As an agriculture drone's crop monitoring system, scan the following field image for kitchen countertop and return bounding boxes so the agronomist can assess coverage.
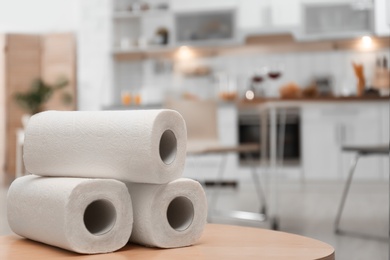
[104,96,389,110]
[239,95,389,105]
[236,96,389,114]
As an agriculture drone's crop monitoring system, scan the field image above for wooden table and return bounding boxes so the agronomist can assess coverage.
[0,224,334,260]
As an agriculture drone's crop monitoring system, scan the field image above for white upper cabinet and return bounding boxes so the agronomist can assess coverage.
[374,0,390,36]
[302,0,380,40]
[171,0,237,11]
[171,0,296,34]
[236,0,271,30]
[269,0,347,28]
[270,0,301,27]
[112,0,389,42]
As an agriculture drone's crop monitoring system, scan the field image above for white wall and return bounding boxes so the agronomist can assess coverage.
[77,0,114,111]
[0,0,79,33]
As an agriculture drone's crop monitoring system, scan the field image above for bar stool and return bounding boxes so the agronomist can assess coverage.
[165,99,268,223]
[334,144,389,236]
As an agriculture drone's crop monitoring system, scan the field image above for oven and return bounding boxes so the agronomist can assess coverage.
[238,108,301,165]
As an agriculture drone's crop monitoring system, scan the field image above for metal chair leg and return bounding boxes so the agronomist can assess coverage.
[246,152,267,215]
[209,152,268,223]
[209,154,228,214]
[334,153,360,234]
[273,108,286,229]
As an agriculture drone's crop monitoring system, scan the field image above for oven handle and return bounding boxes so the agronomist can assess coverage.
[239,119,300,126]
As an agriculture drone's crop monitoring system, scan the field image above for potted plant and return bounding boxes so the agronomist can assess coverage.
[14,77,73,127]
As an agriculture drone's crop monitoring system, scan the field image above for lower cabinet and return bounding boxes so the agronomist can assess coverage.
[302,102,389,180]
[184,101,389,182]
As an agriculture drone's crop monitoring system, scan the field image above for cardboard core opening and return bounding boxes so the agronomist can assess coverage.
[167,196,194,231]
[84,199,116,236]
[159,130,177,165]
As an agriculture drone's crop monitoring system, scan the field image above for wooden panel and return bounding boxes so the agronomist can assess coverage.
[6,68,40,118]
[6,52,42,67]
[3,33,78,177]
[4,34,41,177]
[246,33,295,45]
[41,33,77,111]
[0,34,77,177]
[5,125,17,178]
[6,34,41,52]
[0,35,6,173]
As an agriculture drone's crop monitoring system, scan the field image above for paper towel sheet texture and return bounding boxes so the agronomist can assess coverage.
[7,175,133,254]
[23,110,187,184]
[127,178,207,248]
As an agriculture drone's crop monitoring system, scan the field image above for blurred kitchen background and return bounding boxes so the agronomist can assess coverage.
[0,0,389,259]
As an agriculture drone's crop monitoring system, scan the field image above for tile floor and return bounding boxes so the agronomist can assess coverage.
[1,173,388,259]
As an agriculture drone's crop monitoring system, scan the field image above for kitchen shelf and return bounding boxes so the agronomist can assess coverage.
[112,10,172,19]
[112,45,176,60]
[103,103,163,110]
[112,34,390,60]
[112,43,233,60]
[113,45,175,53]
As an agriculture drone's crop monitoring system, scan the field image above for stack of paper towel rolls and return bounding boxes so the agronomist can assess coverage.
[7,110,207,254]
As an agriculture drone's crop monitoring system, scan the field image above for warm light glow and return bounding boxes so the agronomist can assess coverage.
[245,90,254,100]
[176,46,194,60]
[361,36,372,49]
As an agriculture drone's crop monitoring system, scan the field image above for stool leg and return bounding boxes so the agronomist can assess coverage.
[334,153,360,234]
[210,154,228,214]
[247,153,267,215]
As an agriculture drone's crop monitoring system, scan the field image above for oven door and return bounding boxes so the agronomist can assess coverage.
[238,109,301,166]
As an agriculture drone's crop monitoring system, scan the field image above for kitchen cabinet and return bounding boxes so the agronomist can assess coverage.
[374,0,390,36]
[270,0,301,27]
[339,118,382,179]
[171,0,236,11]
[302,120,341,179]
[380,103,390,179]
[270,0,375,39]
[302,102,387,180]
[269,0,345,28]
[236,0,273,30]
[112,5,174,51]
[180,100,389,182]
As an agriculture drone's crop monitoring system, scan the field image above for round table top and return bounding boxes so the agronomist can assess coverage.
[0,224,334,260]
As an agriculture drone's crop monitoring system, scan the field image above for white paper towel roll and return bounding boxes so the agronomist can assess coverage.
[7,175,133,254]
[23,110,187,184]
[126,178,207,248]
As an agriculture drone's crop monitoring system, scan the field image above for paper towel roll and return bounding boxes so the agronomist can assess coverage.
[7,175,133,254]
[23,110,187,184]
[126,178,207,248]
